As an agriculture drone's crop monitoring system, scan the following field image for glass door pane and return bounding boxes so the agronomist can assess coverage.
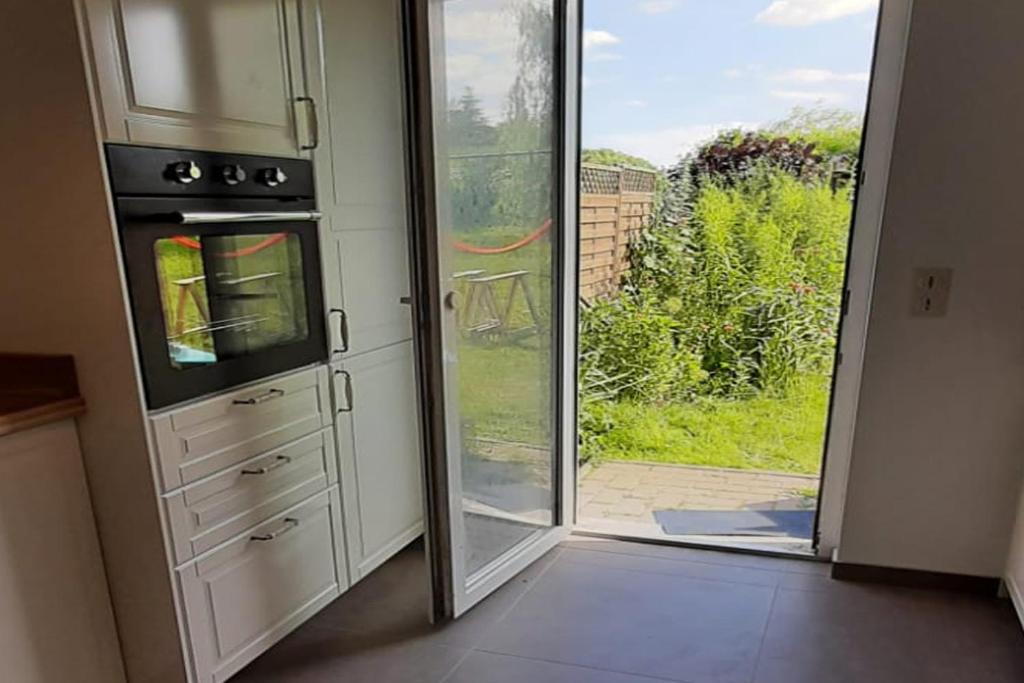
[442,0,557,580]
[407,0,580,618]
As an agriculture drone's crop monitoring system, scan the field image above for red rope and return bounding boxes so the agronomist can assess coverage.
[171,217,552,258]
[170,233,288,258]
[452,219,551,255]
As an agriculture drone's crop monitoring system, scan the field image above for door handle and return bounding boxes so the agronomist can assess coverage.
[232,388,285,406]
[249,517,299,542]
[296,96,319,150]
[335,370,353,413]
[330,308,350,353]
[241,454,292,475]
[173,211,321,224]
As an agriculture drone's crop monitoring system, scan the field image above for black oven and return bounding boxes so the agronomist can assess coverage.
[107,144,327,409]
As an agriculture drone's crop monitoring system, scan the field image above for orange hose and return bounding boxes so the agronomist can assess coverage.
[452,219,551,254]
[170,217,553,258]
[170,233,288,258]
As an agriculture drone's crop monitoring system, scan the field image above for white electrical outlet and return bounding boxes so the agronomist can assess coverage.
[911,267,952,317]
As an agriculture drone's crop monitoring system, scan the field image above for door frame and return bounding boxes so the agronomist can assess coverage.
[400,0,582,620]
[815,0,914,558]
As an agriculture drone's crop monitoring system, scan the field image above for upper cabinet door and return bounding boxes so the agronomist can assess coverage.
[82,0,314,156]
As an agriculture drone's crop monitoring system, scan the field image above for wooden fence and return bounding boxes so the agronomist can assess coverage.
[579,163,657,301]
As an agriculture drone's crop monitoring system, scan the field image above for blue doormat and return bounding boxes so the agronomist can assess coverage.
[653,509,814,538]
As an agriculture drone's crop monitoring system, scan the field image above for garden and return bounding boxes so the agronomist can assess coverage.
[579,108,863,477]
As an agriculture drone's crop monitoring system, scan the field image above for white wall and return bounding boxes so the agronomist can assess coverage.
[0,2,187,680]
[1006,481,1024,620]
[837,0,1024,577]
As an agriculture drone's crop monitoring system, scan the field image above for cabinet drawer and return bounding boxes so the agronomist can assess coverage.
[164,429,337,565]
[151,367,331,491]
[178,487,346,683]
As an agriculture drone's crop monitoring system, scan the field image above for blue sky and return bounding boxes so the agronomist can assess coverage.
[582,0,880,166]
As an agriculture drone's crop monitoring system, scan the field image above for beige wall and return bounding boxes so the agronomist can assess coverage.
[838,0,1024,577]
[1007,482,1024,612]
[0,2,187,680]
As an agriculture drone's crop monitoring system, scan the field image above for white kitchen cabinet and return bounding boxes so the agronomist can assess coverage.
[307,0,415,356]
[177,487,347,683]
[324,229,414,357]
[0,419,125,683]
[332,342,424,581]
[81,0,315,156]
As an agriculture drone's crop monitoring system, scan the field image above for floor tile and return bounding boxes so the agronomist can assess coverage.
[559,546,783,588]
[310,540,562,649]
[479,554,777,683]
[753,584,1024,683]
[445,651,676,683]
[563,535,828,576]
[233,623,468,683]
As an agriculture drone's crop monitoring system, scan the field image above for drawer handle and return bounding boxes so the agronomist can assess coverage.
[250,517,299,542]
[241,455,292,476]
[335,370,353,413]
[232,388,285,406]
[330,308,350,354]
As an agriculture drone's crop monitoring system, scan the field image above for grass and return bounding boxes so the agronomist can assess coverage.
[591,373,830,475]
[459,340,551,446]
[452,224,555,447]
[448,225,830,478]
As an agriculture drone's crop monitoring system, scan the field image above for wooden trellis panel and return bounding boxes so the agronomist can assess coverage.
[578,164,657,301]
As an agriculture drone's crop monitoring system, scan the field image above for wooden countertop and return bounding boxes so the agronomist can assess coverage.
[0,354,85,437]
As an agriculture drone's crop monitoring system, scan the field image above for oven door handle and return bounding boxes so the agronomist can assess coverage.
[172,210,322,224]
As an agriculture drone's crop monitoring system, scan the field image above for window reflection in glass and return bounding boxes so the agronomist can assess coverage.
[437,0,558,577]
[153,233,309,369]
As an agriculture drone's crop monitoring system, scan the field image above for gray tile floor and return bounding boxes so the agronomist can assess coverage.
[233,536,1024,683]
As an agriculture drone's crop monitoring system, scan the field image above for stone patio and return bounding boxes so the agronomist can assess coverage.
[578,460,820,549]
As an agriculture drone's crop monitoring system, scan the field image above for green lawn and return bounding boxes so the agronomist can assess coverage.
[591,373,830,475]
[448,225,830,477]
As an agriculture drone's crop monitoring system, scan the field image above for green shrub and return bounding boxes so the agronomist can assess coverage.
[618,166,850,398]
[579,292,705,403]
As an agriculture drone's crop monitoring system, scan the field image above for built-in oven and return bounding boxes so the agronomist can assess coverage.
[107,144,327,409]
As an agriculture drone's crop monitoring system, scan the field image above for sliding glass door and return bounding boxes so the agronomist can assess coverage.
[404,0,580,618]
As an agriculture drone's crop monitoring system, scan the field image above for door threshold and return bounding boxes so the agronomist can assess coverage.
[571,527,825,563]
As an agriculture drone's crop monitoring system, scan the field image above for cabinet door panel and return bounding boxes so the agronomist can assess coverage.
[333,342,423,580]
[83,0,307,155]
[309,0,413,358]
[177,488,345,683]
[326,230,413,357]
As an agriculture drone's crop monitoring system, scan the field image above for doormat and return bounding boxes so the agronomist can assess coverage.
[653,509,814,538]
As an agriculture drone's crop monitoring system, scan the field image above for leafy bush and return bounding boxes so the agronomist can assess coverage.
[765,107,863,158]
[686,131,824,188]
[579,112,861,460]
[579,293,705,403]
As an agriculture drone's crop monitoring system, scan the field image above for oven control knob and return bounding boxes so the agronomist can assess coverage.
[259,167,288,187]
[171,161,202,184]
[220,164,247,186]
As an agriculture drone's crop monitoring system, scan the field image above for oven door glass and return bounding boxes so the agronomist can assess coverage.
[153,232,310,369]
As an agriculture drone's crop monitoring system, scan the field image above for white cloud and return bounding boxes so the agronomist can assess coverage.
[624,99,648,108]
[583,29,623,63]
[769,89,849,105]
[583,29,621,49]
[638,1,677,14]
[772,68,869,84]
[724,68,744,79]
[593,121,757,167]
[756,0,878,27]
